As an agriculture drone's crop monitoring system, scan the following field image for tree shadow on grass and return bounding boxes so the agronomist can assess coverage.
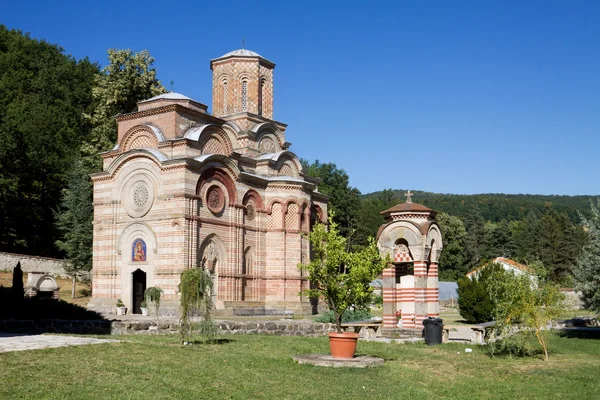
[188,338,234,345]
[557,328,600,340]
[0,286,109,335]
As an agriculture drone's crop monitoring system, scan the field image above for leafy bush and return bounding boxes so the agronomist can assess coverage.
[314,309,373,323]
[457,263,504,323]
[488,333,538,358]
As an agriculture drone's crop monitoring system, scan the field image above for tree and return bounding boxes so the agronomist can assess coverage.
[574,199,600,313]
[437,212,468,280]
[81,48,166,170]
[356,189,398,247]
[457,263,503,323]
[55,160,93,298]
[487,266,565,361]
[179,268,216,344]
[301,159,362,245]
[299,215,387,333]
[144,286,163,322]
[0,26,98,256]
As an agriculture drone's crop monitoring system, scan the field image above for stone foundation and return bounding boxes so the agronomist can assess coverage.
[0,319,338,337]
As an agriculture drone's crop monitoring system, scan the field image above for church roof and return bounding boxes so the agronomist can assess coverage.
[211,49,275,67]
[219,49,263,58]
[380,201,438,220]
[381,202,433,214]
[139,92,194,103]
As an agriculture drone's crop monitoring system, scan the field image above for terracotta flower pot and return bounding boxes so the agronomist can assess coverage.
[328,332,359,359]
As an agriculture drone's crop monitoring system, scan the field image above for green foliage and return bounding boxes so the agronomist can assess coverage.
[313,309,373,324]
[116,299,124,307]
[55,159,93,297]
[179,268,216,344]
[141,300,148,309]
[357,188,587,281]
[574,199,600,314]
[0,26,98,256]
[457,263,503,323]
[299,214,387,333]
[144,286,163,320]
[301,159,362,244]
[82,48,166,170]
[486,267,565,361]
[437,212,468,280]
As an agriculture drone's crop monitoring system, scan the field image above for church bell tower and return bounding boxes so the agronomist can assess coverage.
[210,49,275,119]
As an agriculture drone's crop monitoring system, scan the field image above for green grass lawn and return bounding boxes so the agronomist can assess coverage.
[1,333,598,399]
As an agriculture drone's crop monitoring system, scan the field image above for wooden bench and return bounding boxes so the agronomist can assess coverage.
[471,321,496,344]
[340,321,382,339]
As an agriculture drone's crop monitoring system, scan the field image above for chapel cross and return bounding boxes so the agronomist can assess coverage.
[405,190,413,203]
[170,80,174,92]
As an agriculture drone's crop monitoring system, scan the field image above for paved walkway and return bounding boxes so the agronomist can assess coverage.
[0,333,118,353]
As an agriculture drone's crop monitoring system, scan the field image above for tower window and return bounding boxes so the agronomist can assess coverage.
[223,81,228,114]
[241,80,248,112]
[258,78,265,116]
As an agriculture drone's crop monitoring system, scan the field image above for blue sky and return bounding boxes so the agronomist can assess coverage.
[3,1,599,195]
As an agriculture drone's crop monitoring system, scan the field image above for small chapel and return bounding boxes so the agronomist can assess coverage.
[88,49,328,316]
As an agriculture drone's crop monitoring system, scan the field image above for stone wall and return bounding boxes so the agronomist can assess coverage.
[0,252,73,279]
[0,318,337,336]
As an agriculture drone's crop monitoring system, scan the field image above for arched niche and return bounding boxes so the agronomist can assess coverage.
[426,224,444,263]
[117,222,158,310]
[198,234,227,308]
[377,222,424,261]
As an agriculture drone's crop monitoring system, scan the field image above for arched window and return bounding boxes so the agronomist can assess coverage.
[258,78,266,116]
[241,80,248,112]
[223,81,228,114]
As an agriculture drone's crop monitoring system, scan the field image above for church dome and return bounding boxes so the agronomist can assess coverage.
[219,49,263,58]
[137,92,207,113]
[211,49,274,66]
[140,92,193,102]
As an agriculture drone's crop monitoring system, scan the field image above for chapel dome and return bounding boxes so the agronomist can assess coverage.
[137,92,207,113]
[219,49,263,58]
[140,92,193,102]
[211,49,275,67]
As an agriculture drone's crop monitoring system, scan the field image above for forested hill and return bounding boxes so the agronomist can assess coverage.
[363,190,597,224]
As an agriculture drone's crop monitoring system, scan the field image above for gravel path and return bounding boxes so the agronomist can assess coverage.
[0,333,118,353]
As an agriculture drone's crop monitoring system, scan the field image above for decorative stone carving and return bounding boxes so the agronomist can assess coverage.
[246,203,256,220]
[206,185,225,214]
[259,137,276,153]
[124,179,154,218]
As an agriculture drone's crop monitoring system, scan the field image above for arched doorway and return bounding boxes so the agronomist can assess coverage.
[132,269,146,314]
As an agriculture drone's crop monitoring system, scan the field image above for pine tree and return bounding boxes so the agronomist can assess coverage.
[55,160,93,298]
[573,199,600,313]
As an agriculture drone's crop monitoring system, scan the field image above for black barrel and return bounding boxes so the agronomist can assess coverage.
[422,317,443,345]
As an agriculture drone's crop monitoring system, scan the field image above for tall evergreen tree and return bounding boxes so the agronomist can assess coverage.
[573,200,600,313]
[55,160,93,298]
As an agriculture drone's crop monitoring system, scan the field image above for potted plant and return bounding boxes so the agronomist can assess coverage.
[141,300,149,316]
[116,299,127,315]
[299,215,387,359]
[144,286,163,321]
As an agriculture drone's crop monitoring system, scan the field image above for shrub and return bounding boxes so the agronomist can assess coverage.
[314,309,373,323]
[457,263,504,323]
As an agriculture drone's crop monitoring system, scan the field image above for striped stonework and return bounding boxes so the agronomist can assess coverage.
[88,49,327,316]
[377,200,443,332]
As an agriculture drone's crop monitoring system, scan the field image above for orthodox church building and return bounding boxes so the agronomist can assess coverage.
[88,49,328,316]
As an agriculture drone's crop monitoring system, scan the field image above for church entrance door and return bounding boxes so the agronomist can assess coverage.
[132,269,146,314]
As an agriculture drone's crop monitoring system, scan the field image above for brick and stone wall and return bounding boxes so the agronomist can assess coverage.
[0,318,338,337]
[0,252,73,279]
